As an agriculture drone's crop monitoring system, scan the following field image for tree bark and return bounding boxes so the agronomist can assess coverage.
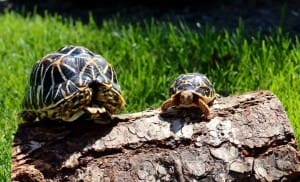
[12,90,300,181]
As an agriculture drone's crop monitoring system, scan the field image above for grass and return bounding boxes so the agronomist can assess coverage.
[0,10,299,180]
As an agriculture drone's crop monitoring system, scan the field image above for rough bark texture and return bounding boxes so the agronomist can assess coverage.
[12,90,300,181]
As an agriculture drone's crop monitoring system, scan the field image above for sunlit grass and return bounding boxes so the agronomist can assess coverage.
[0,10,299,180]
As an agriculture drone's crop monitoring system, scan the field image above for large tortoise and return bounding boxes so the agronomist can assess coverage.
[20,45,125,123]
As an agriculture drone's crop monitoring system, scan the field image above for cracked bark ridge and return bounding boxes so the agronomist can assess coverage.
[12,90,300,181]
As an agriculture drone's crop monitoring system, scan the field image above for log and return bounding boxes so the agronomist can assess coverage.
[12,90,300,181]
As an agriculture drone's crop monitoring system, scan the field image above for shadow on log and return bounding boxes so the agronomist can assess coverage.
[12,90,300,181]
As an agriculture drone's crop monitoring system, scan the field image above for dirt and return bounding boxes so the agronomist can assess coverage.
[2,0,300,36]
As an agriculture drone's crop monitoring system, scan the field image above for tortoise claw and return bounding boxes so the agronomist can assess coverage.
[84,106,112,123]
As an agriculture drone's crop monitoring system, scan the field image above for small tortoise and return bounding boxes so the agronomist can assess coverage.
[161,73,216,117]
[20,45,125,123]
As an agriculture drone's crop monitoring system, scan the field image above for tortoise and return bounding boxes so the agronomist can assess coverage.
[161,73,216,117]
[20,45,125,123]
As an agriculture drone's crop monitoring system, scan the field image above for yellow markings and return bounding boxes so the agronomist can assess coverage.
[45,87,52,104]
[28,87,33,108]
[66,46,77,56]
[40,59,53,88]
[91,63,95,79]
[78,59,94,85]
[63,63,76,73]
[33,63,40,86]
[35,85,42,107]
[50,64,55,86]
[57,66,67,82]
[54,84,62,100]
[85,107,106,114]
[92,59,107,81]
[102,63,109,74]
[51,58,62,67]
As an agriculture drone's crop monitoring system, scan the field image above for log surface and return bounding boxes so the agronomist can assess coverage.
[12,90,300,181]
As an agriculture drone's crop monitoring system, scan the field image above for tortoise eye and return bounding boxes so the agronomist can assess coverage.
[204,88,211,96]
[198,87,210,96]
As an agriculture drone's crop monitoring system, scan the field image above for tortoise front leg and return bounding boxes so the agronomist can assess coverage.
[84,106,112,124]
[161,97,176,112]
[197,98,210,117]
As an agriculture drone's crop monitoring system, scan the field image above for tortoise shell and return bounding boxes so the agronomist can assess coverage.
[20,45,125,122]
